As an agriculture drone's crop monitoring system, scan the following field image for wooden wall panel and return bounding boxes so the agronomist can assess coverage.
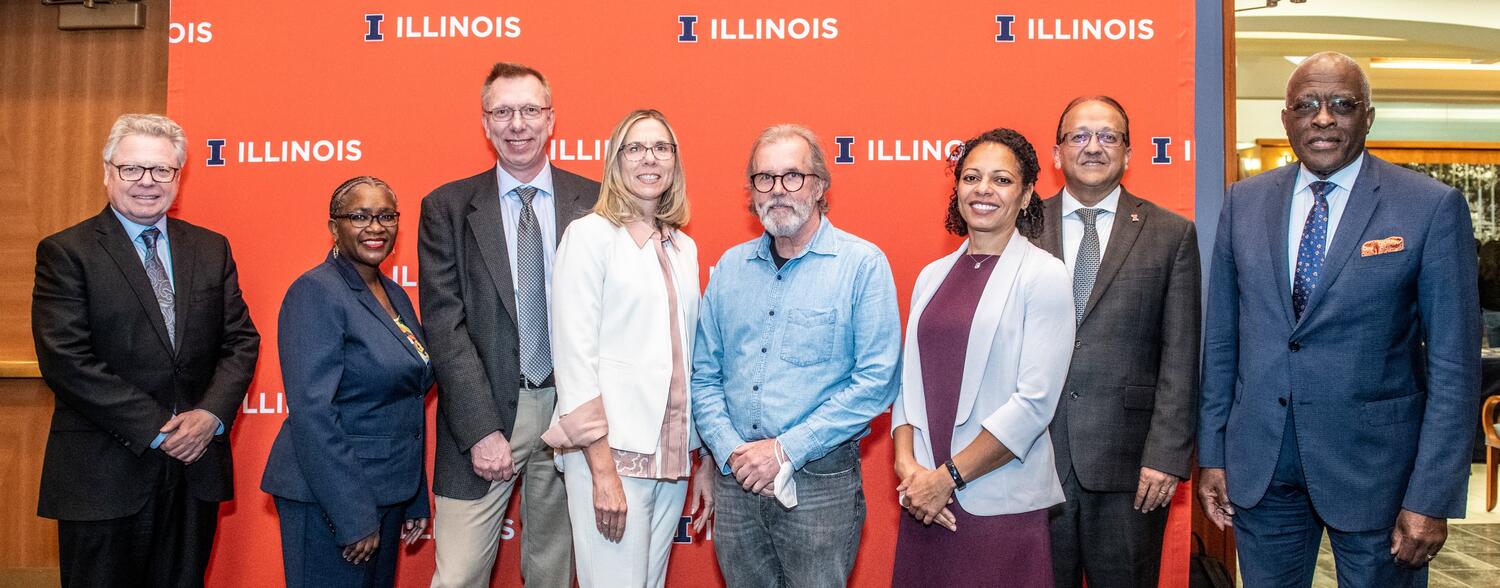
[0,0,169,377]
[0,379,59,569]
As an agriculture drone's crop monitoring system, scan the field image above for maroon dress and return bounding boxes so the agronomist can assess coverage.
[890,256,1054,588]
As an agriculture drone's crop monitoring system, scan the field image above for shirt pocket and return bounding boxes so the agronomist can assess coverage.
[779,308,836,367]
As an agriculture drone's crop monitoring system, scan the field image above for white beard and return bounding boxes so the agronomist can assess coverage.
[757,197,814,237]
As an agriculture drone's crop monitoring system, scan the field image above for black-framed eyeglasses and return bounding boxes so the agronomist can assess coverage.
[110,162,179,183]
[331,212,400,228]
[750,171,820,193]
[1286,96,1366,117]
[1061,130,1125,148]
[483,105,552,122]
[619,142,677,162]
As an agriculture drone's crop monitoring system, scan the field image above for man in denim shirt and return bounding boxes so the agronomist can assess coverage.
[692,124,902,587]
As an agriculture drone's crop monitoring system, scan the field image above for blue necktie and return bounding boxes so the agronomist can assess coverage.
[1292,181,1335,320]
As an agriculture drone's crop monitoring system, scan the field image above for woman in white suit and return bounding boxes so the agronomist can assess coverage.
[890,128,1076,587]
[543,109,716,588]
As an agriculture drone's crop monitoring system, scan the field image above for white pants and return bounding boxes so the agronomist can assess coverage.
[559,451,688,588]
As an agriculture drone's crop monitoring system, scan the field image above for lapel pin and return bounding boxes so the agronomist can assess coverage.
[1130,213,1140,223]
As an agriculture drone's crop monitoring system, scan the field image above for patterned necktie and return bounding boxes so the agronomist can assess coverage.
[514,185,551,384]
[140,228,176,348]
[1072,208,1102,324]
[1292,181,1335,320]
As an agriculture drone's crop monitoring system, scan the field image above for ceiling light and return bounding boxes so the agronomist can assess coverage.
[1370,58,1500,71]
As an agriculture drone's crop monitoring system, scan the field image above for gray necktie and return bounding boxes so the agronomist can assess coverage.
[1072,208,1102,324]
[140,228,176,348]
[514,186,551,384]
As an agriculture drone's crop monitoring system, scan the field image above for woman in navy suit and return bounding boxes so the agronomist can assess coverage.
[261,176,433,587]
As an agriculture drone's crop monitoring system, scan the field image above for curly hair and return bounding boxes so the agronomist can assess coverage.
[944,128,1043,238]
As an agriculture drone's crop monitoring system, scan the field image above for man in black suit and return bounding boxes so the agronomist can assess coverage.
[420,62,599,588]
[32,113,260,587]
[1035,97,1200,588]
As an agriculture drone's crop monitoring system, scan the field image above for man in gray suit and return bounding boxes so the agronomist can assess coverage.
[1035,96,1201,588]
[420,62,599,588]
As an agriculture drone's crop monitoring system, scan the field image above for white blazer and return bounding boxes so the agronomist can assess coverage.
[551,213,700,454]
[891,231,1075,515]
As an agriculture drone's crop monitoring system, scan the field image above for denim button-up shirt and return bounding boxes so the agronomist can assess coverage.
[691,216,901,472]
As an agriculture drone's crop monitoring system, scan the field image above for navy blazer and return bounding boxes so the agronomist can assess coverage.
[261,253,434,545]
[1200,153,1480,531]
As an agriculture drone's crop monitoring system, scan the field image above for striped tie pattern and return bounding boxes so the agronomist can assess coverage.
[514,186,551,384]
[140,228,176,348]
[1072,208,1102,324]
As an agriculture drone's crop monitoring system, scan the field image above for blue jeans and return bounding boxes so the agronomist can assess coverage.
[712,441,866,588]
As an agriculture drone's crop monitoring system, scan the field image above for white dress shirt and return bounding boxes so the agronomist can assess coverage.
[495,162,560,334]
[1060,186,1121,279]
[1286,157,1363,287]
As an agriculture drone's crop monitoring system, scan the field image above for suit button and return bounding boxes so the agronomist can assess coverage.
[1069,391,1079,400]
[1288,341,1300,352]
[1279,397,1288,406]
[1074,340,1082,350]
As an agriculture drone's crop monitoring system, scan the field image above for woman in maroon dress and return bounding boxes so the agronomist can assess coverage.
[890,129,1077,587]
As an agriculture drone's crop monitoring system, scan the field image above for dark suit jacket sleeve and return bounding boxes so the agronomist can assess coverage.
[417,192,504,451]
[1198,185,1239,470]
[193,237,260,432]
[32,236,173,454]
[1142,219,1201,480]
[279,275,380,545]
[1405,187,1481,519]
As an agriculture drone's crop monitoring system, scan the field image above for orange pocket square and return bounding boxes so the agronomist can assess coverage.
[1361,236,1405,257]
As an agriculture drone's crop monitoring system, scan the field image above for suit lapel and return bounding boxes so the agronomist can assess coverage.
[1079,190,1145,324]
[93,210,174,354]
[1296,154,1383,329]
[334,256,427,366]
[466,169,518,326]
[167,219,195,354]
[1038,193,1064,258]
[956,231,1028,426]
[1264,166,1298,327]
[552,170,587,243]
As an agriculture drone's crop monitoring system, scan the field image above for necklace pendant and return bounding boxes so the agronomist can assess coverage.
[973,261,982,269]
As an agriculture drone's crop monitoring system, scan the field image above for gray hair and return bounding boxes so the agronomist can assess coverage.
[102,114,188,167]
[745,123,832,213]
[1287,51,1371,103]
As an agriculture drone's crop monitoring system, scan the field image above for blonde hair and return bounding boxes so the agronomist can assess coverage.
[594,109,690,229]
[103,114,187,167]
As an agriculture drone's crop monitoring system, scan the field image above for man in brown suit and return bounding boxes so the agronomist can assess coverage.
[1034,96,1201,588]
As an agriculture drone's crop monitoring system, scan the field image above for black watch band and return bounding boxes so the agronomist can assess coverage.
[944,459,967,491]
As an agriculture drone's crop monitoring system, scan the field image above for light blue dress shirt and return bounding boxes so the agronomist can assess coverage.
[691,216,902,472]
[1286,156,1363,287]
[111,208,226,447]
[496,163,559,340]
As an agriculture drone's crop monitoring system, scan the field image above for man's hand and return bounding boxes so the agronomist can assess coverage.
[470,431,516,482]
[688,458,716,535]
[342,530,379,564]
[1390,509,1447,568]
[1134,467,1181,513]
[1196,467,1234,530]
[728,439,781,496]
[159,409,218,464]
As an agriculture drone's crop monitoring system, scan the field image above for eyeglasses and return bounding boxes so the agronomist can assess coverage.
[110,163,179,183]
[1061,130,1125,148]
[484,105,552,122]
[1286,96,1366,117]
[331,212,400,228]
[620,142,677,162]
[750,171,820,193]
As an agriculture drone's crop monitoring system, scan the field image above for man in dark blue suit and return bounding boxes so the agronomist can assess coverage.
[1197,52,1480,586]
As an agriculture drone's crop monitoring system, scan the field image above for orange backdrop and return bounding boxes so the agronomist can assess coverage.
[166,1,1197,586]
